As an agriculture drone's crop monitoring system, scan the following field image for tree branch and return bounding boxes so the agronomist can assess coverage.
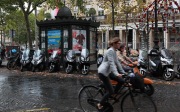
[18,0,26,13]
[27,0,32,13]
[28,0,46,15]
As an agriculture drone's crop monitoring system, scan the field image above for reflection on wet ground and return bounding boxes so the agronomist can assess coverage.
[0,68,179,112]
[0,71,99,112]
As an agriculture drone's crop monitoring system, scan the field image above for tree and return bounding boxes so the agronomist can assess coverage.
[37,8,46,21]
[46,0,87,17]
[45,13,51,19]
[89,8,96,16]
[97,0,121,36]
[5,10,35,45]
[97,0,146,36]
[0,0,46,49]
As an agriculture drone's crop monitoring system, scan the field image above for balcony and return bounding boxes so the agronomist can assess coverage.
[79,15,106,22]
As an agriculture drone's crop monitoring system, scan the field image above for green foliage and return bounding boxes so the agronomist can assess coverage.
[46,0,64,9]
[88,8,96,16]
[45,13,51,19]
[47,0,87,15]
[0,0,46,48]
[37,8,45,21]
[5,10,35,44]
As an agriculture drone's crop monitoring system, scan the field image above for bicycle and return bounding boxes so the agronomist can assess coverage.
[78,74,157,112]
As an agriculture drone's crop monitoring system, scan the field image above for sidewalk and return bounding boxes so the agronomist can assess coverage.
[90,64,98,71]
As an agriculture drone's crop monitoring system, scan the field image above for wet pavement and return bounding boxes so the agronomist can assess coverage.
[0,66,179,112]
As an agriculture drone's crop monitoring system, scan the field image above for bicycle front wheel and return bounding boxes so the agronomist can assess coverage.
[78,85,103,112]
[121,92,157,112]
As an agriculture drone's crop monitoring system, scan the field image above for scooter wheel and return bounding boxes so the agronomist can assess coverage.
[81,66,89,75]
[32,66,35,72]
[177,64,180,73]
[66,65,73,74]
[144,84,154,96]
[163,71,175,81]
[20,65,23,72]
[49,64,55,73]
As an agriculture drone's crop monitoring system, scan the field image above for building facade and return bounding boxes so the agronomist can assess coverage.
[44,0,180,53]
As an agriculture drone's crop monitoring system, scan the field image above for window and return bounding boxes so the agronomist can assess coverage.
[98,10,104,16]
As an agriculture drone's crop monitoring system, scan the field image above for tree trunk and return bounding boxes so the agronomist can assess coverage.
[24,13,32,49]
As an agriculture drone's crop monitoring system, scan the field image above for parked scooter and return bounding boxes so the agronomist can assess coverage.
[48,49,61,73]
[20,49,33,72]
[65,50,77,74]
[31,49,45,72]
[138,48,175,81]
[78,48,90,75]
[6,49,21,70]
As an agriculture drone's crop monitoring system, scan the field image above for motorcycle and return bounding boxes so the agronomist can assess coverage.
[31,49,45,72]
[20,49,33,72]
[6,51,21,70]
[48,49,61,73]
[65,50,76,74]
[78,48,90,75]
[138,48,175,81]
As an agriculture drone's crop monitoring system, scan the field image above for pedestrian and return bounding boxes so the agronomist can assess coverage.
[97,37,126,110]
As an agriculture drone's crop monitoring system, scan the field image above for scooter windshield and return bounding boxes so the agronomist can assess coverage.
[51,51,58,58]
[22,49,30,60]
[81,48,89,61]
[139,50,148,60]
[67,50,76,60]
[161,49,172,59]
[33,50,42,60]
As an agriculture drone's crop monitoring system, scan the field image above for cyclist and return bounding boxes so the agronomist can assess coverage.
[97,37,126,110]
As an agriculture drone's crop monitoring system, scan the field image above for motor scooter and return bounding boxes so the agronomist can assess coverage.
[65,50,77,74]
[31,49,45,72]
[6,49,21,70]
[78,48,90,75]
[138,48,175,81]
[48,49,61,73]
[20,49,33,72]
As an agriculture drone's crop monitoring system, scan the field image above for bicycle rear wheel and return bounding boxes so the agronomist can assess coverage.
[121,92,157,112]
[78,85,103,112]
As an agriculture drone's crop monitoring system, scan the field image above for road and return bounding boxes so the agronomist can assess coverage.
[0,67,179,112]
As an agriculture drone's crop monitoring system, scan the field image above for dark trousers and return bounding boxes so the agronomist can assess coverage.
[98,73,125,105]
[122,65,133,72]
[98,73,114,105]
[109,73,125,93]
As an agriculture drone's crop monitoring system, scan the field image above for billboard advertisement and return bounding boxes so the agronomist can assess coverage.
[47,30,61,49]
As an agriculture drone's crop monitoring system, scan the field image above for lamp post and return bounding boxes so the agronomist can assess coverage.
[112,0,115,37]
[124,0,129,55]
[153,0,159,50]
